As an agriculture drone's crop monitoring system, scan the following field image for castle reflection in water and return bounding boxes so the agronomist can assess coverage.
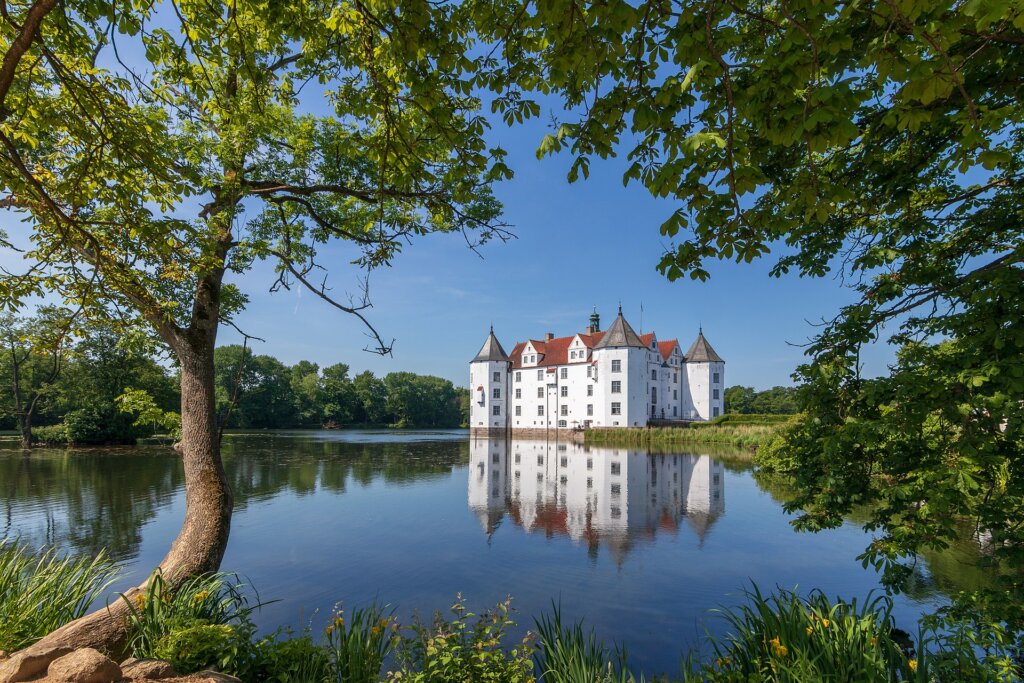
[468,437,725,561]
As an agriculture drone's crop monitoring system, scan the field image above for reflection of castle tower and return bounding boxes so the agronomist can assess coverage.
[467,437,508,536]
[472,437,727,562]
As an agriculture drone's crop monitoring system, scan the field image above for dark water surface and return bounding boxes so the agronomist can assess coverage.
[0,431,983,676]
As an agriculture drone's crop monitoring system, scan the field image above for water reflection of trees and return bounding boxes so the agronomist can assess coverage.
[467,437,726,564]
[751,471,994,603]
[1,435,469,563]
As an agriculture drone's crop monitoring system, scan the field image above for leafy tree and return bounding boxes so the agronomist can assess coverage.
[0,307,73,448]
[214,345,296,429]
[321,362,357,427]
[488,0,1024,626]
[290,361,322,428]
[352,371,388,426]
[750,387,800,415]
[724,386,756,415]
[2,0,510,651]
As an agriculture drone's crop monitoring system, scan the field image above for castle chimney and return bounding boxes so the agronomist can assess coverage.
[544,332,554,341]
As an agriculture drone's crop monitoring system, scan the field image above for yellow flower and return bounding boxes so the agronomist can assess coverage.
[821,618,830,628]
[133,594,146,608]
[871,636,878,647]
[908,659,918,672]
[806,626,813,637]
[768,636,788,657]
[371,626,381,636]
[715,657,732,668]
[192,591,210,603]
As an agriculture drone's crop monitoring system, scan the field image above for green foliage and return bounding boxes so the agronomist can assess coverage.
[117,388,182,439]
[325,603,396,683]
[123,570,260,676]
[725,387,800,415]
[30,423,69,445]
[253,633,332,683]
[0,538,120,651]
[683,587,911,682]
[389,595,534,683]
[535,605,635,683]
[586,420,789,450]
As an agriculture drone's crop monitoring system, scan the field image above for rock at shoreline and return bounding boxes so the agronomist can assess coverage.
[119,660,177,681]
[46,649,121,683]
[0,646,73,683]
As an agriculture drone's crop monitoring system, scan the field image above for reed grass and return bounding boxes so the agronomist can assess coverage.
[535,605,638,683]
[585,422,786,449]
[0,537,121,651]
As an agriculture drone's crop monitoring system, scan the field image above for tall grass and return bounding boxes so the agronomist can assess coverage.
[325,603,396,683]
[0,538,121,651]
[535,605,638,683]
[586,422,786,449]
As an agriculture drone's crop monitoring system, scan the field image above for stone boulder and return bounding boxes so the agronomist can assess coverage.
[119,659,177,681]
[0,646,73,683]
[46,649,121,683]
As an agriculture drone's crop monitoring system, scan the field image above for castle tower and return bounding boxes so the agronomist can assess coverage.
[469,327,510,435]
[682,329,725,420]
[592,307,649,427]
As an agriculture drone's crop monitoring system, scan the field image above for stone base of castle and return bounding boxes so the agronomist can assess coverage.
[470,427,584,442]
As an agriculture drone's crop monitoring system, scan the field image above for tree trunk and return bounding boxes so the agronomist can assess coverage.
[12,313,232,658]
[17,412,31,450]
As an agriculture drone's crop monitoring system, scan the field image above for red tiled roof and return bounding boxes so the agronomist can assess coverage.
[579,331,605,347]
[509,342,527,369]
[658,340,679,361]
[640,332,656,348]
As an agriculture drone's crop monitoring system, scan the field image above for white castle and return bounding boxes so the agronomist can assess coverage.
[470,307,724,435]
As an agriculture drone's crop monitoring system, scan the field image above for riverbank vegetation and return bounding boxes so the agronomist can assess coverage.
[1,322,467,447]
[586,414,795,450]
[2,541,1017,682]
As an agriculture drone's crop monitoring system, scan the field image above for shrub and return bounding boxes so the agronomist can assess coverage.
[389,595,534,683]
[0,538,120,651]
[123,570,259,676]
[63,406,145,445]
[253,633,332,683]
[30,424,69,445]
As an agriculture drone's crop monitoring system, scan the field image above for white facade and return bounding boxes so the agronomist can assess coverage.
[470,309,725,431]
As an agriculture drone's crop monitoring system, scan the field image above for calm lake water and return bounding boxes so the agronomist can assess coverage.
[0,430,985,676]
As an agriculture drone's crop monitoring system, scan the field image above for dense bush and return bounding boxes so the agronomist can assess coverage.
[64,407,148,445]
[0,538,120,651]
[30,423,69,445]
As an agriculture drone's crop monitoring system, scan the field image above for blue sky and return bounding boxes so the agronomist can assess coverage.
[219,112,893,390]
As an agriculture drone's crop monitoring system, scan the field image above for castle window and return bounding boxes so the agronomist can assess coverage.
[493,452,500,463]
[493,388,501,399]
[538,455,544,465]
[611,462,621,475]
[515,388,521,399]
[570,351,576,359]
[713,389,720,400]
[537,387,543,398]
[558,420,567,428]
[673,406,677,416]
[515,454,520,463]
[713,372,720,383]
[537,370,543,380]
[493,371,500,382]
[673,389,678,399]
[611,381,621,394]
[611,402,621,415]
[560,405,568,416]
[611,506,621,519]
[587,404,593,416]
[515,371,521,382]
[611,359,621,373]
[560,456,567,467]
[652,369,657,380]
[587,477,593,489]
[515,406,521,416]
[713,406,720,417]
[560,386,568,397]
[587,458,593,470]
[651,387,657,403]
[560,368,567,379]
[492,405,501,416]
[587,385,593,396]
[673,372,677,383]
[537,405,544,416]
[611,484,621,496]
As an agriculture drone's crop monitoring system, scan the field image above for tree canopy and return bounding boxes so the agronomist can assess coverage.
[481,0,1024,627]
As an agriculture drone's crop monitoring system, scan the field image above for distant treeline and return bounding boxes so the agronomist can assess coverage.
[213,345,466,430]
[724,385,800,414]
[2,316,468,445]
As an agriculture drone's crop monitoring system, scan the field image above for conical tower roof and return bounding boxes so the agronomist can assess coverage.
[472,327,510,362]
[685,330,724,363]
[593,307,646,349]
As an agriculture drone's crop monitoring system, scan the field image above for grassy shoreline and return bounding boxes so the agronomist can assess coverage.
[584,414,794,450]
